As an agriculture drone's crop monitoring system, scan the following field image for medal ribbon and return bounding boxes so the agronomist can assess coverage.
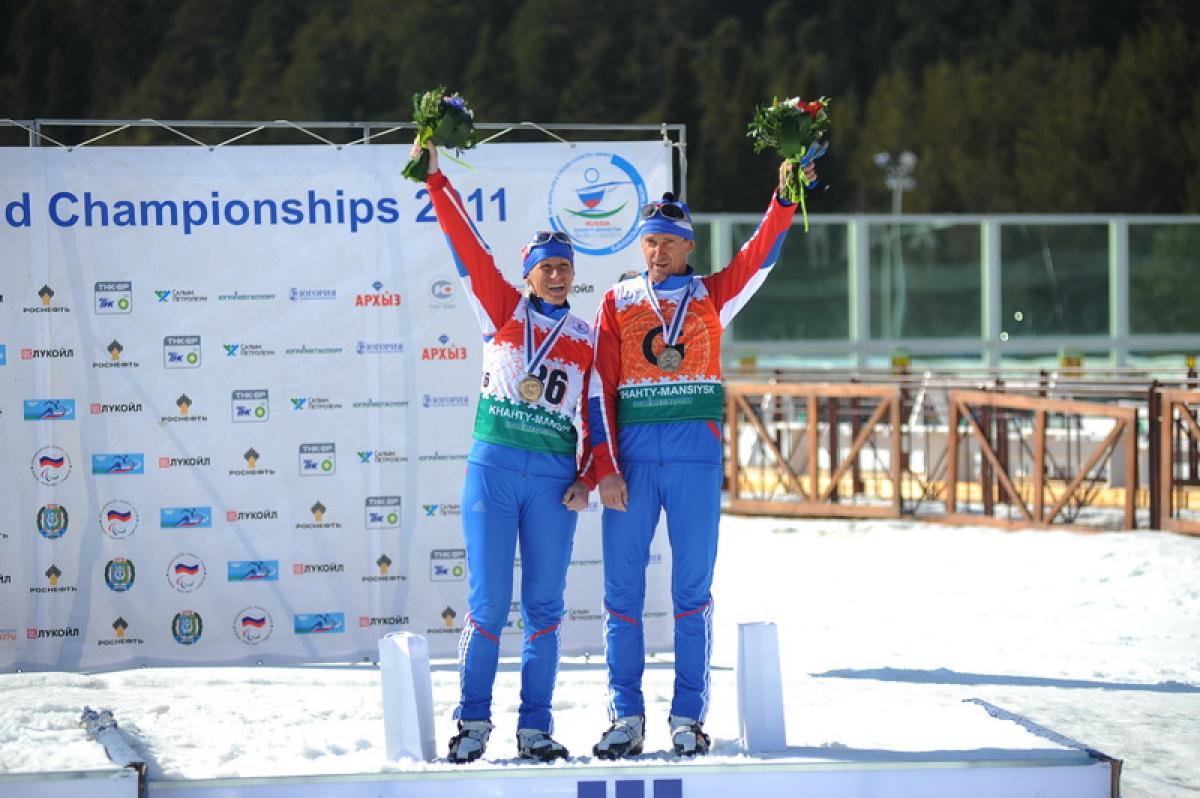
[643,275,696,347]
[524,300,571,377]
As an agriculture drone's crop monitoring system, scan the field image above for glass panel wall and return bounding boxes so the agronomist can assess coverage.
[697,215,1200,368]
[1129,224,1200,334]
[731,221,849,340]
[869,222,981,339]
[1000,223,1108,337]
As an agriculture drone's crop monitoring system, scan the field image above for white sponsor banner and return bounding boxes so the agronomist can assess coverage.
[0,142,675,670]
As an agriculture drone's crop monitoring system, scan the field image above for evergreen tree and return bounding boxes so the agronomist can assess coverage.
[0,0,1195,212]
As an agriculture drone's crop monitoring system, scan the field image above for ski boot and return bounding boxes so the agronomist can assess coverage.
[446,719,493,763]
[517,728,569,761]
[592,715,645,760]
[669,715,711,757]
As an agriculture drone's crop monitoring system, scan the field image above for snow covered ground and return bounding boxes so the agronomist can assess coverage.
[1,518,1197,797]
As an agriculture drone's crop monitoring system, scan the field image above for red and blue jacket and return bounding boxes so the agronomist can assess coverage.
[588,191,796,479]
[426,170,595,482]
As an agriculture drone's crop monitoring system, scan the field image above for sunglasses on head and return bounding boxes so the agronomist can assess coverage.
[640,202,689,221]
[529,230,573,246]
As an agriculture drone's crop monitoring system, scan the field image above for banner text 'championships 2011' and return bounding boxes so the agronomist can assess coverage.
[3,189,409,235]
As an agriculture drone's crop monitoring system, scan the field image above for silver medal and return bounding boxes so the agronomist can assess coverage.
[657,346,683,373]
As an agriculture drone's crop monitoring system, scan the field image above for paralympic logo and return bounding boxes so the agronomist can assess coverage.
[234,606,274,645]
[167,554,206,592]
[100,500,138,540]
[547,152,649,257]
[31,446,72,485]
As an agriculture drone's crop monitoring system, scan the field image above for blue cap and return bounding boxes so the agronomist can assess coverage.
[639,194,694,241]
[521,238,574,277]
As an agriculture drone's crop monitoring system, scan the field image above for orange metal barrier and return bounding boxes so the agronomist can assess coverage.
[725,383,901,518]
[1156,389,1200,535]
[944,390,1137,530]
[723,371,1200,534]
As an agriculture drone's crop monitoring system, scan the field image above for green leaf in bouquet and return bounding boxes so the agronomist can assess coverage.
[778,114,806,160]
[402,86,478,182]
[414,88,446,126]
[747,95,832,232]
[431,104,475,150]
[401,149,431,182]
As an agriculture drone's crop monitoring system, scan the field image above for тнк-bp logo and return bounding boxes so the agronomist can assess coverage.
[547,152,649,256]
[431,549,466,582]
[95,282,132,314]
[163,336,201,368]
[299,443,336,476]
[232,390,269,422]
[365,496,401,529]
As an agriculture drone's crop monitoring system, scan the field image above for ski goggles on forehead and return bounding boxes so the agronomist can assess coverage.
[640,201,690,222]
[528,230,573,247]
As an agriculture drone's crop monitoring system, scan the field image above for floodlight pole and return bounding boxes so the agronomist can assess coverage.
[874,150,918,214]
[873,151,917,338]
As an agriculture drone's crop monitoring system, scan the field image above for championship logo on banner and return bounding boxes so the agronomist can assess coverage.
[547,152,650,256]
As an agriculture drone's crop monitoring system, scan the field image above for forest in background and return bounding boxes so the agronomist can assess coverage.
[1,0,1198,213]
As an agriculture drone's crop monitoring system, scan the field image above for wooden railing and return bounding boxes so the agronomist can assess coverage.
[725,383,901,517]
[945,390,1137,530]
[722,380,1200,533]
[1156,389,1200,534]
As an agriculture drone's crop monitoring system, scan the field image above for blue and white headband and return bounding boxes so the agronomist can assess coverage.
[639,194,694,241]
[520,231,574,277]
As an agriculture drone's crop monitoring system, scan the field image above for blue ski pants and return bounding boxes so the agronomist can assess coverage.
[601,452,722,722]
[455,450,577,732]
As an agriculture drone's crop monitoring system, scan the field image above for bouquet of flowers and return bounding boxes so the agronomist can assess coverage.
[747,96,831,229]
[401,87,478,182]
